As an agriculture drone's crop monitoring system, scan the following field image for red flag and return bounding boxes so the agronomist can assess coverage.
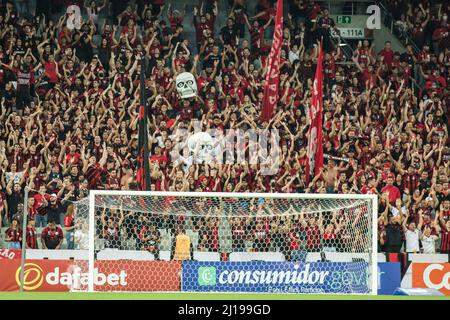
[261,0,283,122]
[306,40,324,184]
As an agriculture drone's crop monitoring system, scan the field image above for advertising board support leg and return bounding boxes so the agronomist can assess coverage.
[371,195,378,295]
[19,186,29,292]
[88,191,96,292]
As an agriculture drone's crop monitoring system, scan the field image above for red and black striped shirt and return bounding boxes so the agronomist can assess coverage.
[403,173,420,192]
[440,228,450,253]
[85,164,103,189]
[27,205,37,220]
[26,227,38,249]
[6,228,22,242]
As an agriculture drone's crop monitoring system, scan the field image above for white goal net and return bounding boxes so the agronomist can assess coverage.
[77,191,378,294]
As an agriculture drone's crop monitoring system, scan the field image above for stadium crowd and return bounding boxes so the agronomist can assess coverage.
[0,0,449,258]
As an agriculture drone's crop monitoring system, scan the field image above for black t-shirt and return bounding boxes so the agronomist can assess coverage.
[400,52,415,66]
[385,223,403,248]
[220,26,238,45]
[98,46,111,69]
[124,215,138,239]
[390,148,403,161]
[436,192,446,206]
[61,189,79,204]
[147,57,158,75]
[204,53,220,69]
[378,201,387,216]
[75,34,93,62]
[170,34,185,47]
[290,1,308,18]
[7,191,23,217]
[419,179,431,193]
[47,202,63,224]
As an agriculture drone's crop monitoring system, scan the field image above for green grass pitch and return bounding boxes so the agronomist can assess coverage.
[0,292,448,300]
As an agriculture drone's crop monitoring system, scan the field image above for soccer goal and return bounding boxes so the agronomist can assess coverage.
[78,191,378,294]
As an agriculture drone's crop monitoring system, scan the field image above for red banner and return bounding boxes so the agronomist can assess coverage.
[0,260,181,292]
[412,263,450,296]
[306,40,324,184]
[261,0,283,122]
[0,249,21,260]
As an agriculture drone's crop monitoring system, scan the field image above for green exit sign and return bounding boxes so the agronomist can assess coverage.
[337,16,352,24]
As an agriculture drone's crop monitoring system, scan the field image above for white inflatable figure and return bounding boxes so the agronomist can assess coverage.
[187,132,215,162]
[66,5,82,30]
[175,72,197,99]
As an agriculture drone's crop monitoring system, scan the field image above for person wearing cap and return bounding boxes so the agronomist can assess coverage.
[380,163,393,181]
[46,193,64,226]
[198,175,210,191]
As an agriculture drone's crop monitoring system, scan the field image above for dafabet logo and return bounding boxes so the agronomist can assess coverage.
[14,263,128,291]
[15,263,44,291]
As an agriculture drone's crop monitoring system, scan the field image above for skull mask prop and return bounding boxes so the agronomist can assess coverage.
[176,72,197,99]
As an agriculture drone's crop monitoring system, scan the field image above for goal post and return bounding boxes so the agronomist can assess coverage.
[86,190,378,295]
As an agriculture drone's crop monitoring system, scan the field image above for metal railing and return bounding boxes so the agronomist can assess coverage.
[325,0,376,16]
[378,2,422,94]
[378,2,420,54]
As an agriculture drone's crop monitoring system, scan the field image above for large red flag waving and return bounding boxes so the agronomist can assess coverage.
[261,0,283,122]
[306,40,324,184]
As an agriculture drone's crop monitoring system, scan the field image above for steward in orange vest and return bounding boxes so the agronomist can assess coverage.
[171,226,194,260]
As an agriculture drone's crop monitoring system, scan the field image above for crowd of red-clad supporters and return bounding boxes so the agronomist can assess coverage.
[0,0,448,258]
